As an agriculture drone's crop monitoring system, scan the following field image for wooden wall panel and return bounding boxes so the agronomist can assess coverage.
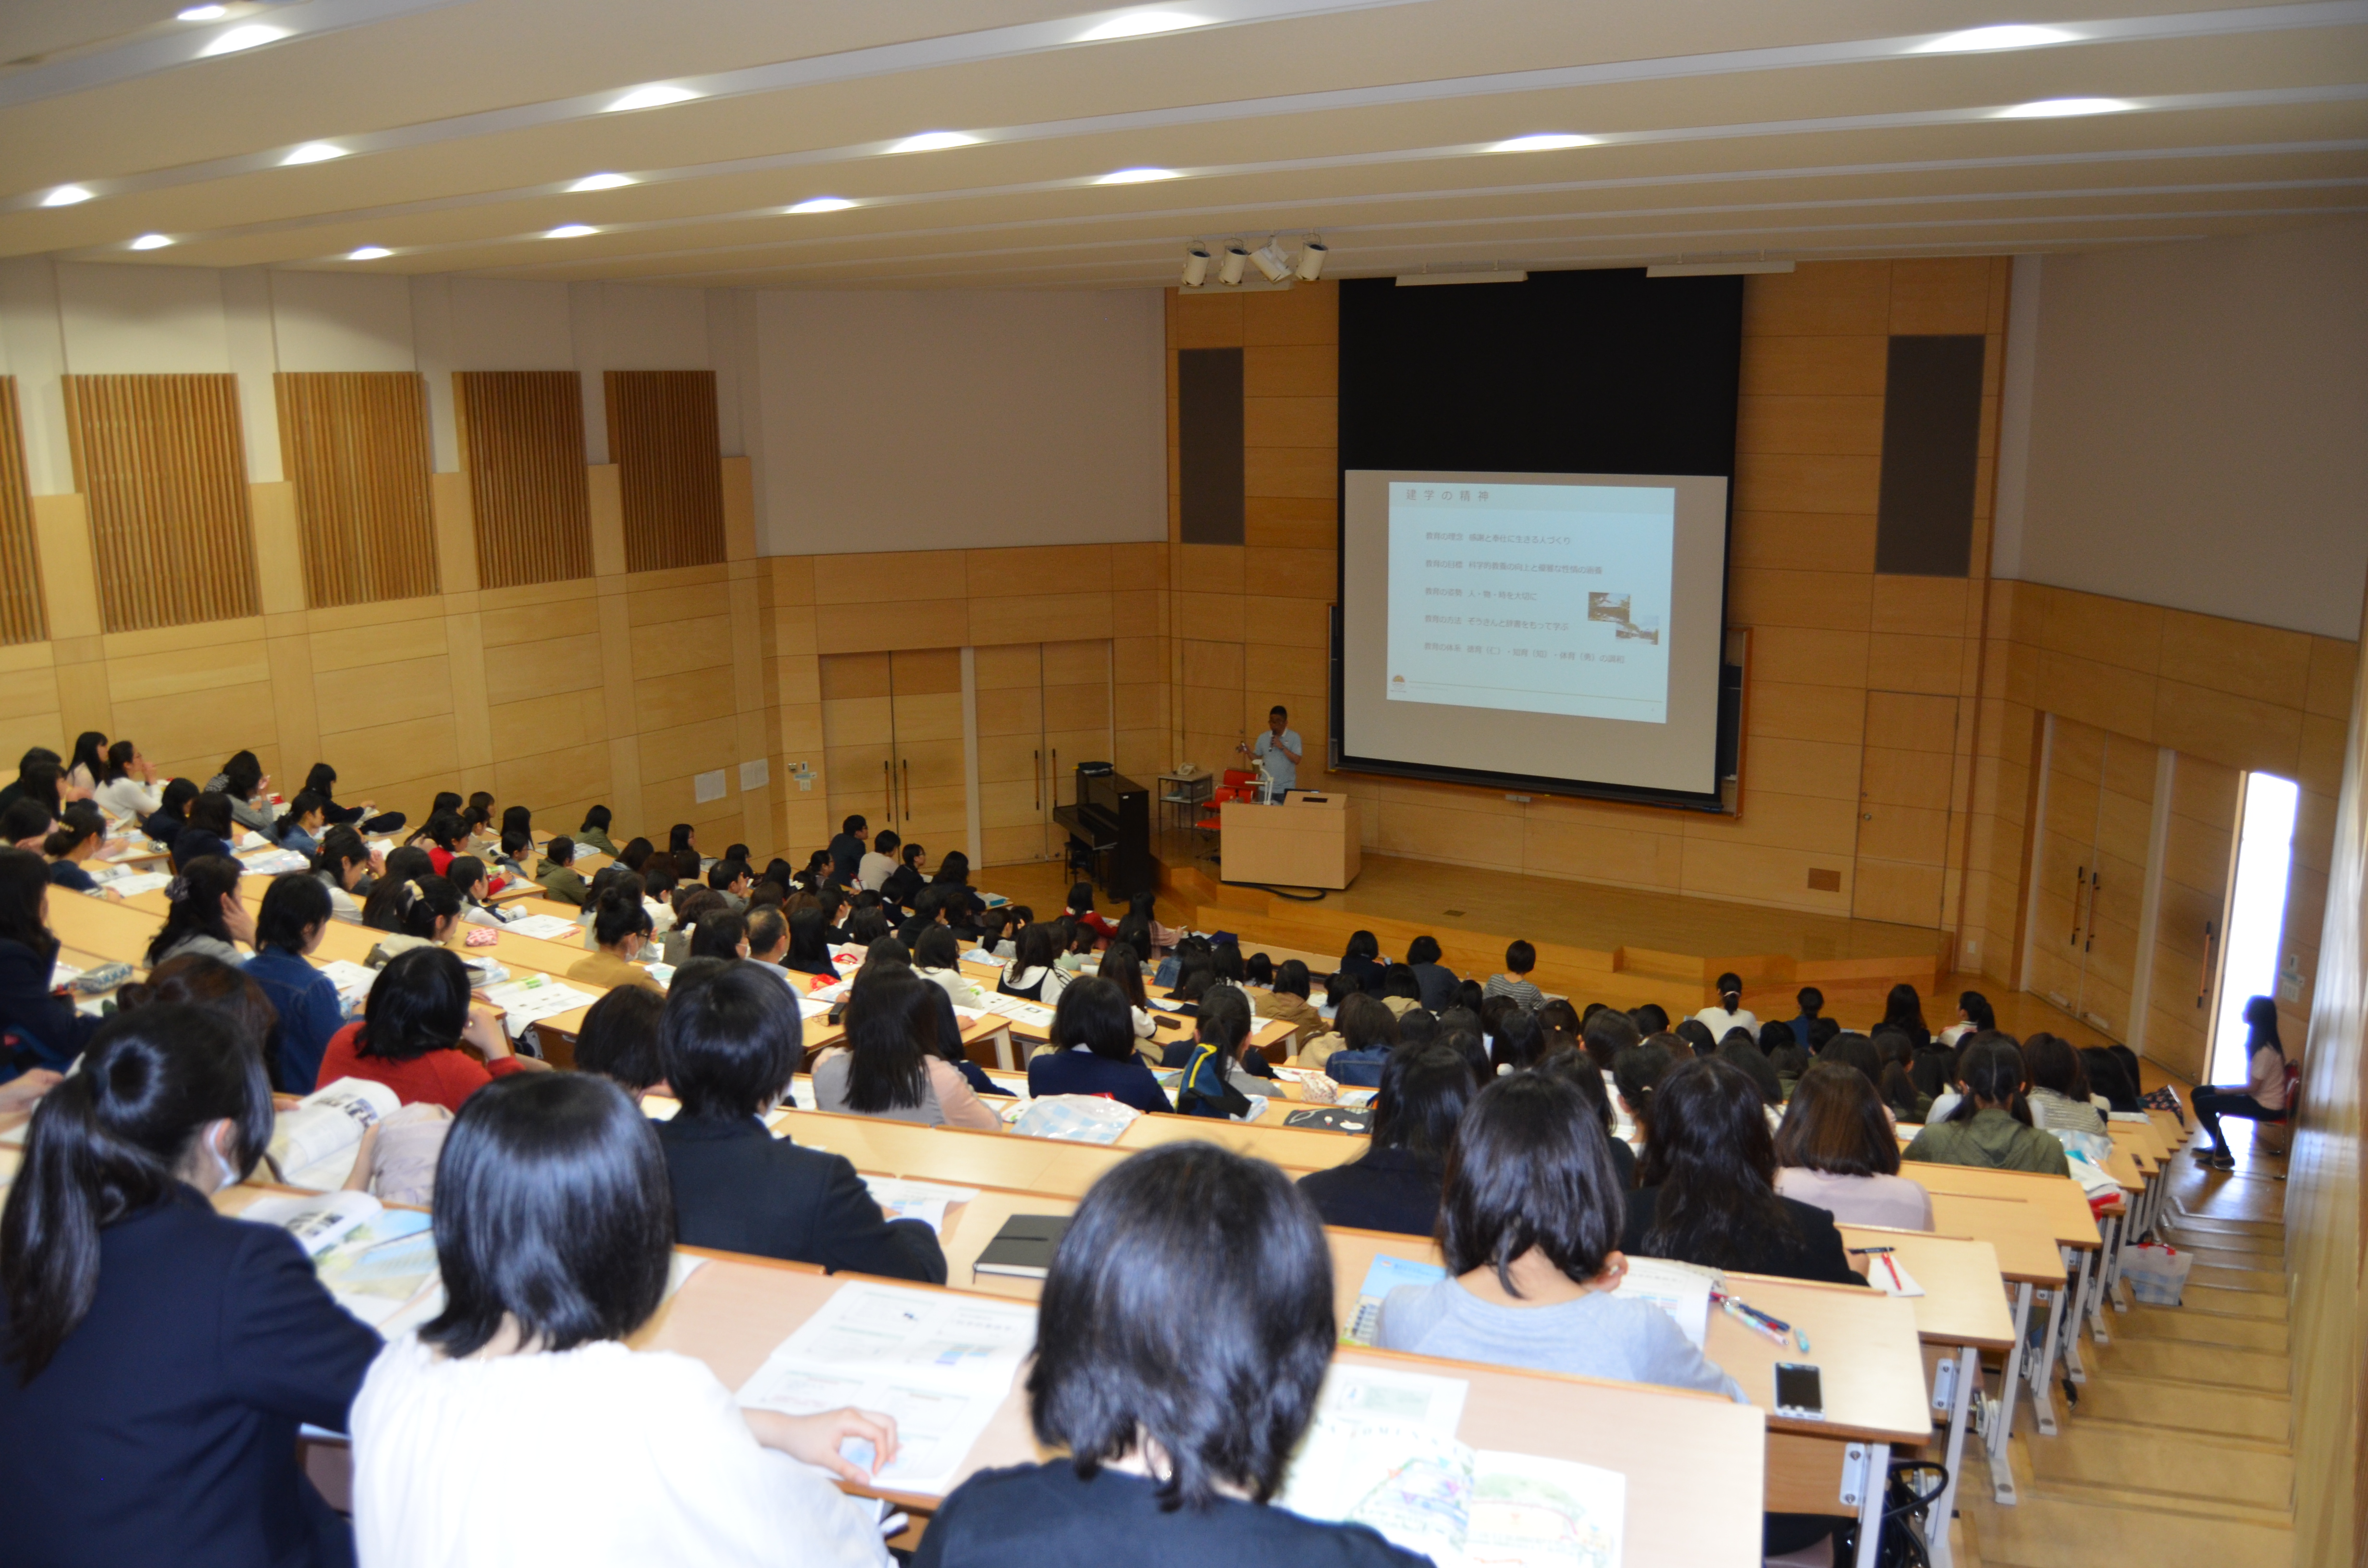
[605,371,726,574]
[0,380,46,646]
[62,373,259,633]
[453,371,592,590]
[274,371,439,609]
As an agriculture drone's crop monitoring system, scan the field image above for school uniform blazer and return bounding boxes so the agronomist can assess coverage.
[654,1114,948,1284]
[878,864,924,909]
[1409,960,1460,1013]
[0,1184,382,1568]
[0,935,102,1073]
[171,827,234,871]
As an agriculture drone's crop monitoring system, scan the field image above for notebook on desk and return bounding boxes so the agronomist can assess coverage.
[972,1213,1071,1280]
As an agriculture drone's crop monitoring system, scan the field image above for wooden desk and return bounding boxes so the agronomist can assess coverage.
[768,1110,1134,1199]
[1114,1110,1368,1172]
[1919,1189,2069,1501]
[1218,794,1362,891]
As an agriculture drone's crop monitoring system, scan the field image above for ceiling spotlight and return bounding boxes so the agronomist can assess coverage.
[1219,245,1249,286]
[891,131,981,153]
[1095,166,1178,184]
[1995,96,2134,118]
[176,5,228,19]
[1492,133,1599,153]
[129,233,173,250]
[200,24,287,55]
[1182,245,1211,288]
[348,246,392,259]
[1079,11,1208,41]
[1295,238,1329,282]
[787,196,856,214]
[546,223,598,238]
[605,83,700,112]
[281,143,345,165]
[42,185,93,207]
[1912,24,2078,53]
[569,172,636,191]
[1250,240,1293,283]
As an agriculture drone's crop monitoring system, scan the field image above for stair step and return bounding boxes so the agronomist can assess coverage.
[2072,1377,2291,1443]
[2095,1336,2288,1386]
[2179,1280,2288,1321]
[2023,1421,2294,1511]
[2160,1229,2284,1266]
[1966,1488,2293,1568]
[2189,1262,2285,1294]
[2163,1212,2284,1240]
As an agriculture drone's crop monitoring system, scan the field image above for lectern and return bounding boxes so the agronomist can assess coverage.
[1218,792,1361,890]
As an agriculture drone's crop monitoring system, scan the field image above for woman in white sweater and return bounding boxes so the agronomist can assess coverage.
[351,1073,896,1568]
[91,739,165,820]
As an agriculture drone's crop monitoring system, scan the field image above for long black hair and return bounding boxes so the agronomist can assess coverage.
[68,732,107,784]
[1368,1042,1475,1164]
[1638,1056,1795,1271]
[1,1006,271,1380]
[1440,1072,1625,1295]
[1948,1033,2034,1125]
[146,856,243,966]
[0,847,58,959]
[357,946,473,1061]
[839,970,933,1113]
[2242,995,2284,1056]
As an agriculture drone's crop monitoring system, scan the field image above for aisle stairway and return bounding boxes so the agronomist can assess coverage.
[1958,1128,2296,1568]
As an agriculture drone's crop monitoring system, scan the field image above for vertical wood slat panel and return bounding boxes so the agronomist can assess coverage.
[274,371,440,609]
[604,370,726,573]
[61,373,260,634]
[0,379,48,645]
[454,371,593,591]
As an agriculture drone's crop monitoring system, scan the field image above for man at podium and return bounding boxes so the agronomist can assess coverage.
[1236,706,1302,799]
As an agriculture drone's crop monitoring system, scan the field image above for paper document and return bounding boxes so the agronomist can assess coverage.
[477,975,599,1039]
[241,848,312,874]
[1344,1253,1447,1347]
[1863,1252,1926,1298]
[501,913,581,942]
[862,1176,979,1237]
[974,993,1053,1029]
[736,1282,1036,1495]
[1612,1256,1719,1351]
[1316,1361,1468,1435]
[313,1208,440,1326]
[270,1078,402,1189]
[242,1188,387,1259]
[102,871,172,896]
[316,959,380,1017]
[796,995,836,1020]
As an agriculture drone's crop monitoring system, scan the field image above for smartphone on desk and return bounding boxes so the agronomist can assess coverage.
[1774,1362,1825,1420]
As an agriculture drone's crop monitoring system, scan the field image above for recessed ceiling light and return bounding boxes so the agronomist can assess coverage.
[890,131,982,154]
[546,223,598,238]
[348,245,392,259]
[1095,167,1178,184]
[605,83,700,112]
[1912,24,2079,54]
[569,172,636,191]
[787,196,857,214]
[176,5,228,20]
[41,185,93,207]
[1078,11,1208,41]
[129,233,173,250]
[281,143,345,165]
[200,23,287,55]
[1491,133,1600,152]
[1995,96,2134,118]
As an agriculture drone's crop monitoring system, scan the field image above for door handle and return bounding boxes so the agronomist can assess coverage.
[2084,870,2100,953]
[883,760,894,824]
[901,758,911,821]
[1050,748,1059,816]
[1032,750,1040,812]
[2071,866,2084,945]
[2197,919,2218,1007]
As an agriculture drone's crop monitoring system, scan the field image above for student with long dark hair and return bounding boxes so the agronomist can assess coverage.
[360,865,464,956]
[0,846,105,1075]
[1254,956,1323,1049]
[1940,989,1996,1047]
[1377,1072,1741,1395]
[654,964,945,1282]
[313,945,543,1107]
[914,1143,1426,1568]
[148,855,252,968]
[1027,976,1169,1113]
[1623,1057,1861,1284]
[244,873,346,1094]
[350,1073,896,1568]
[782,905,839,980]
[1534,1046,1638,1188]
[143,776,198,849]
[64,731,108,796]
[206,750,276,834]
[93,738,163,820]
[170,792,237,871]
[572,986,670,1100]
[2190,996,2289,1170]
[1336,928,1384,992]
[0,1005,382,1568]
[2023,1032,2107,1135]
[2080,1046,2145,1115]
[1297,1043,1476,1234]
[1902,1034,2070,1175]
[928,849,986,920]
[1774,1063,1935,1230]
[271,791,328,856]
[300,762,390,834]
[574,804,619,857]
[1877,982,1932,1049]
[812,969,1001,1130]
[1177,987,1284,1119]
[999,919,1068,1004]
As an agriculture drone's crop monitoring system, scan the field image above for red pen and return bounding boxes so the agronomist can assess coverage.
[1882,1255,1903,1290]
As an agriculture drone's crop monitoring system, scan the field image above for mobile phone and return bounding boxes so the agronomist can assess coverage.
[1774,1362,1825,1420]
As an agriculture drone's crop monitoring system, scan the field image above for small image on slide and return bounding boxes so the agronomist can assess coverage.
[1588,592,1659,646]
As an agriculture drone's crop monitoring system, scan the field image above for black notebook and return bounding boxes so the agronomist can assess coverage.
[972,1214,1071,1280]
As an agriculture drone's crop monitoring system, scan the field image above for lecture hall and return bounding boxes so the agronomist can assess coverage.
[0,4,2361,1567]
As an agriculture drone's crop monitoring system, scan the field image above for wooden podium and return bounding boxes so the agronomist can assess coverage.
[1218,792,1362,890]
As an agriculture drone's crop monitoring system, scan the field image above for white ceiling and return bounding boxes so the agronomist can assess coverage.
[3,0,2362,288]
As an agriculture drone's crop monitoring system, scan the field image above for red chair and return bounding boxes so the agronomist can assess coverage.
[1222,769,1258,788]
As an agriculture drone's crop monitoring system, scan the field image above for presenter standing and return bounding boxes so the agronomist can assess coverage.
[1237,706,1302,801]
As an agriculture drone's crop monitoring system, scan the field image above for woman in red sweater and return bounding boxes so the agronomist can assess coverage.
[315,945,548,1110]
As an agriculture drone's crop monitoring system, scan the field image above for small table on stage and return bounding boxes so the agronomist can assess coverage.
[1155,770,1215,835]
[1219,792,1361,890]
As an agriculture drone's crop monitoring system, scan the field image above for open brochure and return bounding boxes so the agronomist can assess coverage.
[1277,1412,1626,1568]
[1611,1256,1719,1351]
[477,975,598,1039]
[316,959,379,1017]
[500,913,581,942]
[269,1078,401,1190]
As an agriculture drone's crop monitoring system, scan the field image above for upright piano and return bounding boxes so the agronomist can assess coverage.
[1051,764,1152,898]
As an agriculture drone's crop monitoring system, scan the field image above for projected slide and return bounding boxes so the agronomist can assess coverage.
[1385,481,1675,723]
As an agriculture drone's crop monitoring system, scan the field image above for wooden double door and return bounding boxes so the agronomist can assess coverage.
[2026,715,2159,1042]
[975,641,1113,866]
[819,649,967,858]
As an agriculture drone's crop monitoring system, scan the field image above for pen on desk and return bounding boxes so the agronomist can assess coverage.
[1848,1246,1895,1255]
[1715,1291,1793,1335]
[1881,1255,1904,1291]
[1716,1295,1790,1345]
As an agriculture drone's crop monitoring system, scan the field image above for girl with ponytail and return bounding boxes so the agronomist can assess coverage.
[42,803,108,894]
[145,855,253,968]
[360,871,463,961]
[0,1004,382,1565]
[1902,1033,2071,1176]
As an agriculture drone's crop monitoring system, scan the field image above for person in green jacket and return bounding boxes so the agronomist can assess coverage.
[1902,1034,2070,1176]
[574,805,620,858]
[537,834,589,907]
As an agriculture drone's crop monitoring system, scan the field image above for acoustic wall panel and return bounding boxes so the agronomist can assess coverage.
[0,379,46,646]
[453,370,592,590]
[275,371,439,609]
[1177,347,1245,545]
[605,370,726,573]
[1875,335,1986,577]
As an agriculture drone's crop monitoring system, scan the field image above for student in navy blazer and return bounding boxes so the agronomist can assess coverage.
[0,1005,382,1568]
[242,873,348,1094]
[0,848,105,1076]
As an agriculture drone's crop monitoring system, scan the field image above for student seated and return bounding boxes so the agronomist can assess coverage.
[0,1005,383,1568]
[878,840,927,909]
[1876,982,1934,1049]
[1296,992,1400,1083]
[1692,971,1759,1039]
[170,792,238,871]
[206,750,277,834]
[998,920,1069,1005]
[351,1073,895,1568]
[2080,1045,2145,1115]
[1025,976,1170,1115]
[913,1143,1429,1568]
[1403,933,1459,1012]
[1784,985,1825,1049]
[315,946,546,1107]
[146,854,253,969]
[2023,1033,2108,1135]
[273,791,327,858]
[93,738,164,820]
[1336,927,1385,992]
[143,776,198,848]
[1297,1042,1475,1234]
[311,825,374,923]
[1903,1035,2072,1176]
[1938,989,1994,1049]
[1532,1047,1638,1189]
[1480,938,1545,1009]
[1376,1072,1742,1397]
[1774,1063,1935,1230]
[444,856,512,928]
[244,873,346,1094]
[653,963,946,1282]
[536,835,589,906]
[1623,1057,1862,1285]
[1062,881,1114,943]
[570,881,665,993]
[1253,957,1324,1048]
[0,846,105,1073]
[1093,939,1159,1041]
[812,970,1002,1131]
[1176,988,1285,1119]
[573,985,670,1102]
[913,923,982,1006]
